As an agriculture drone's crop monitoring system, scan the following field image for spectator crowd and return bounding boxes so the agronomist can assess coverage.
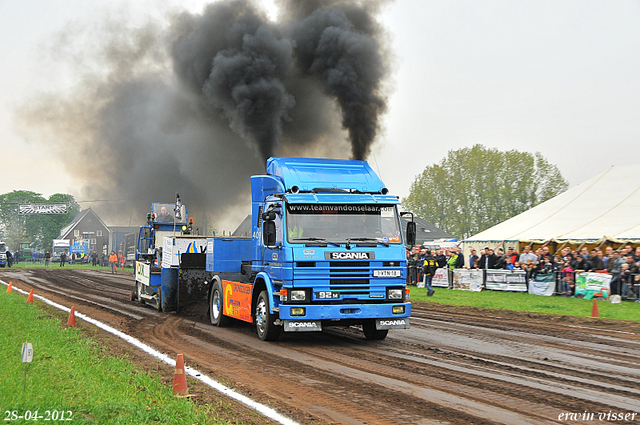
[3,249,115,268]
[407,244,640,302]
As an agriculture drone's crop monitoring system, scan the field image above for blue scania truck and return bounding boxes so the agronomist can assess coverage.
[134,157,416,341]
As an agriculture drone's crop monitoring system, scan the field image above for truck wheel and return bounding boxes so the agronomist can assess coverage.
[255,290,281,341]
[362,320,388,340]
[209,280,229,327]
[136,282,145,305]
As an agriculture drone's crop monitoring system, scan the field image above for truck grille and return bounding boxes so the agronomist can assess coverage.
[330,262,370,292]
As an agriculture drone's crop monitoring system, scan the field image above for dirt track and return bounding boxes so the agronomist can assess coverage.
[3,267,640,424]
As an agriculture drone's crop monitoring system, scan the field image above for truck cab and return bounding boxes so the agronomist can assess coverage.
[213,157,415,340]
[70,241,90,263]
[51,239,70,263]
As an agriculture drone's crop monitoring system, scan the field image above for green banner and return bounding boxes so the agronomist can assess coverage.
[575,272,611,299]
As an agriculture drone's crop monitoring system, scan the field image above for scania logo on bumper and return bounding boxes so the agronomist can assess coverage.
[376,318,410,330]
[380,319,406,326]
[290,322,318,328]
[325,252,374,260]
[284,320,322,332]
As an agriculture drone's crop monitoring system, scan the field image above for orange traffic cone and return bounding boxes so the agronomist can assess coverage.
[67,307,76,328]
[591,298,599,318]
[6,282,12,293]
[172,354,189,396]
[26,289,34,304]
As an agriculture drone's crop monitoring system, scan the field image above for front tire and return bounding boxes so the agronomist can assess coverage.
[209,280,229,327]
[362,320,388,340]
[255,290,281,341]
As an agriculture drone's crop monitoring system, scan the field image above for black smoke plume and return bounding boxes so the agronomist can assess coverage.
[289,2,388,159]
[16,0,390,228]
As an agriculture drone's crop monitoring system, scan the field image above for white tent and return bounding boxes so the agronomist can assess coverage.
[466,164,640,246]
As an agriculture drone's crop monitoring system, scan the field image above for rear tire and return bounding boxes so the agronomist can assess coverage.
[255,290,281,341]
[209,280,229,327]
[362,320,388,340]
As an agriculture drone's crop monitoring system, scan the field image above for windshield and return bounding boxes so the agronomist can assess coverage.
[0,243,5,252]
[286,204,402,244]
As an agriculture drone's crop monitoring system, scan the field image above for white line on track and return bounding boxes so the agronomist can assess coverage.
[1,279,299,425]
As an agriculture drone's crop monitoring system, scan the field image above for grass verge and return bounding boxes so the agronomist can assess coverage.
[410,286,640,321]
[0,290,226,424]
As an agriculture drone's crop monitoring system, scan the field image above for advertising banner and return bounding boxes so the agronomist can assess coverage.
[452,269,483,291]
[529,273,556,296]
[485,270,528,292]
[135,261,150,286]
[575,272,612,295]
[432,267,449,288]
[222,280,253,323]
[162,236,207,268]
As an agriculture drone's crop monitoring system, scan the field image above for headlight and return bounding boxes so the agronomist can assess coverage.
[388,288,403,300]
[290,290,307,302]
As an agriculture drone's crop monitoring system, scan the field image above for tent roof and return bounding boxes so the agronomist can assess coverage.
[466,164,640,243]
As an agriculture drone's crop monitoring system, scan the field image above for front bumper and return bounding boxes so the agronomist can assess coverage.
[278,301,411,321]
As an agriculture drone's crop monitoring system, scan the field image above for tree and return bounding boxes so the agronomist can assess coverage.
[403,145,568,240]
[0,191,80,251]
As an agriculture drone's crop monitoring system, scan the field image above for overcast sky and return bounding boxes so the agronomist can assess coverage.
[1,0,639,224]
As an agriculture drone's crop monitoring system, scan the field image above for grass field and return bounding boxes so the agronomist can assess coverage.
[410,285,640,321]
[0,290,229,424]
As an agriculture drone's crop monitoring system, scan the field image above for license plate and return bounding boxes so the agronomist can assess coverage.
[316,291,340,299]
[373,269,401,277]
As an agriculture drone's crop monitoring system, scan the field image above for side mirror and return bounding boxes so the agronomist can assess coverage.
[263,220,277,247]
[262,210,276,221]
[406,221,416,247]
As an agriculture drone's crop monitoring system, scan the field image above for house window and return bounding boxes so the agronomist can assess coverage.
[91,239,97,245]
[74,230,79,237]
[97,230,102,237]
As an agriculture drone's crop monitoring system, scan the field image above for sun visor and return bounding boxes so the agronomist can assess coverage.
[284,193,400,205]
[267,157,387,193]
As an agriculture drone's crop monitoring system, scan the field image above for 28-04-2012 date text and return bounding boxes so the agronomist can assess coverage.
[4,410,73,421]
